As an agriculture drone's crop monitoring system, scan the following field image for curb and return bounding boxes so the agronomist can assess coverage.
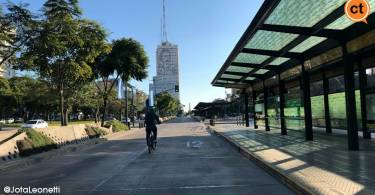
[209,127,314,195]
[0,127,143,172]
[0,138,106,173]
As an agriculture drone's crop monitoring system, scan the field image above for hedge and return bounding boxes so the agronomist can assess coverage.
[85,126,108,138]
[16,128,57,156]
[105,120,129,132]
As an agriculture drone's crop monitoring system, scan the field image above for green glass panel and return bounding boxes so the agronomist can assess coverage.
[227,66,252,73]
[255,102,265,127]
[246,77,256,81]
[311,95,325,127]
[216,81,235,84]
[270,57,290,65]
[325,15,354,30]
[367,93,375,132]
[290,36,327,53]
[267,96,280,129]
[217,79,233,83]
[234,53,269,64]
[284,87,304,131]
[255,69,269,74]
[329,92,347,129]
[366,68,375,131]
[221,74,242,79]
[245,30,298,51]
[355,91,362,130]
[265,0,346,27]
[326,5,375,30]
[255,103,264,112]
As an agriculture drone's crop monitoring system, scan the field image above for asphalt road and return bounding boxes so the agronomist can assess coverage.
[0,117,293,195]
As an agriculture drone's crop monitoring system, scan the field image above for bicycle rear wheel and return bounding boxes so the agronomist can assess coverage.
[148,132,154,154]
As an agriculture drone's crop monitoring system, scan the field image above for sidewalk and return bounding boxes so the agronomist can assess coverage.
[211,124,375,195]
[0,128,144,172]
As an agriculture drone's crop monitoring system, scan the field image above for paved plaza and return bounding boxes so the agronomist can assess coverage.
[213,124,375,195]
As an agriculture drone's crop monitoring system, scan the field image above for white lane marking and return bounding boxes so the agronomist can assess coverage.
[191,140,203,148]
[88,147,147,194]
[90,184,278,192]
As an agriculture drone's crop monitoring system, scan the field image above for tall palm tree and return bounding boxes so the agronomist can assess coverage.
[92,38,149,127]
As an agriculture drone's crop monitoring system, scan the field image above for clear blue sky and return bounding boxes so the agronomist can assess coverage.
[8,0,263,110]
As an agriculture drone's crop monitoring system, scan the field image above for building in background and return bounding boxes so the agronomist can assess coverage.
[152,42,180,100]
[150,0,180,102]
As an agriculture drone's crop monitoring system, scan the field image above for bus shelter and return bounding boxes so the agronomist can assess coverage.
[211,0,375,150]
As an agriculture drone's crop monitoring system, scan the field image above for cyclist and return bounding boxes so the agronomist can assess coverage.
[144,107,161,147]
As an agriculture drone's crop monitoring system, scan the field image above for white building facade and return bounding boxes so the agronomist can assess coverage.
[151,42,180,100]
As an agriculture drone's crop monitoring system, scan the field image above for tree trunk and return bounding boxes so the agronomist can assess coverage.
[95,105,99,123]
[101,96,108,127]
[63,107,68,126]
[59,82,65,126]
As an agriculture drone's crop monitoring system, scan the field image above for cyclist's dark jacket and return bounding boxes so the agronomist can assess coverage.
[145,110,160,128]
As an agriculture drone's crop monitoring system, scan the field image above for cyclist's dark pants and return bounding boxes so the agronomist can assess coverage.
[146,125,157,145]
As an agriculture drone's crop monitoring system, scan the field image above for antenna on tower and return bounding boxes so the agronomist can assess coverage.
[162,0,168,43]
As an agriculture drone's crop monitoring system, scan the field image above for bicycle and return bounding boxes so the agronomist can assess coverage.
[147,131,157,154]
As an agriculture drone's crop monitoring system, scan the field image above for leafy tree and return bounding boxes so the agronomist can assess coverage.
[155,92,181,117]
[27,79,58,120]
[0,77,16,119]
[69,82,101,121]
[107,89,122,120]
[9,77,36,119]
[135,90,148,115]
[0,2,36,66]
[92,38,149,126]
[6,77,57,121]
[116,39,148,123]
[16,0,107,126]
[0,77,11,95]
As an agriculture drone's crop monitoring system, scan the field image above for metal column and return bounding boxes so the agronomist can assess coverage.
[244,90,250,127]
[252,90,258,129]
[359,61,371,139]
[278,74,287,135]
[342,44,359,150]
[131,88,135,127]
[301,64,313,141]
[323,71,332,134]
[263,80,270,131]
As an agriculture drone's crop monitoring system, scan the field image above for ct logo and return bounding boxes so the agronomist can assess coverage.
[345,0,371,24]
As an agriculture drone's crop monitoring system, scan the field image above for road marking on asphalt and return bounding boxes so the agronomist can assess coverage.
[186,140,203,148]
[88,147,147,194]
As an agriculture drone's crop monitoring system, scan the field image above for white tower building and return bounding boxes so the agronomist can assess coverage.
[151,0,180,100]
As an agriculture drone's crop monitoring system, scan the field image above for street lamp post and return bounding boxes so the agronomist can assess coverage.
[124,83,137,128]
[124,82,129,127]
[131,87,135,127]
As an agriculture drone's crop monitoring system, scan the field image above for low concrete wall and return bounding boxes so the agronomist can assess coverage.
[86,124,113,135]
[36,124,89,144]
[36,124,112,144]
[0,124,112,162]
[160,116,176,122]
[0,132,27,161]
[0,130,18,143]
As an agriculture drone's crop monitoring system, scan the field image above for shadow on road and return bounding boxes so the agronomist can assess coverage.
[0,123,293,195]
